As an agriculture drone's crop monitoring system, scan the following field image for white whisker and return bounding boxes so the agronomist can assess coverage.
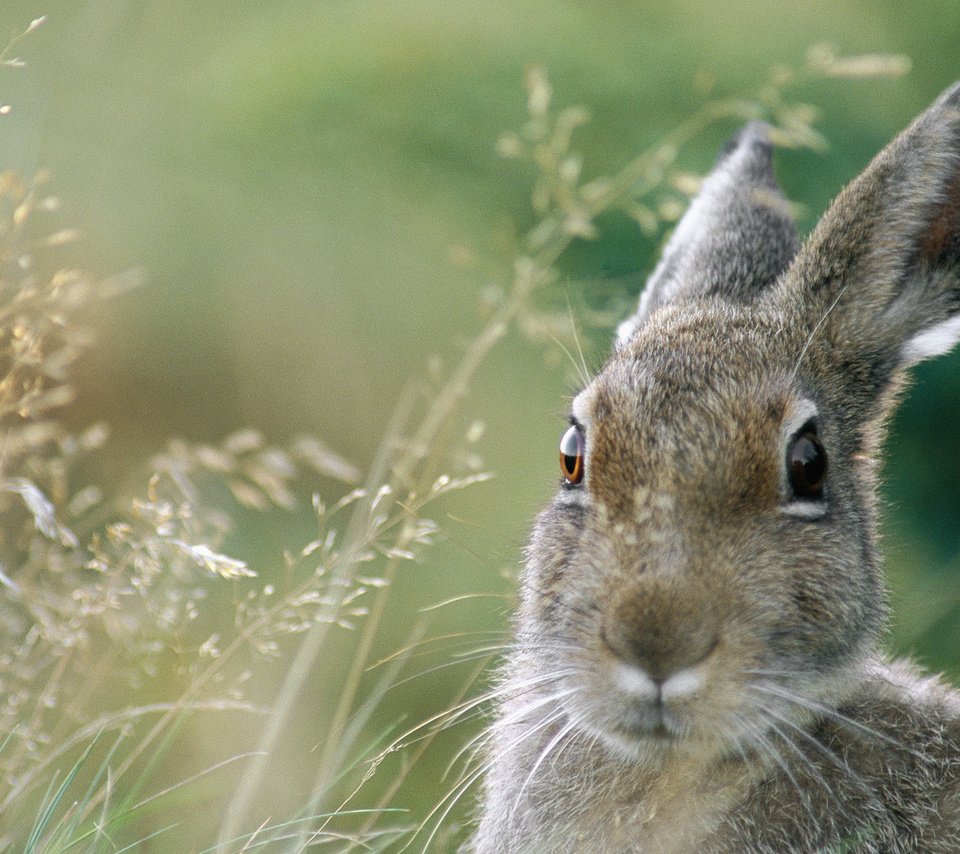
[750,680,927,762]
[738,712,812,814]
[506,715,581,829]
[446,682,578,776]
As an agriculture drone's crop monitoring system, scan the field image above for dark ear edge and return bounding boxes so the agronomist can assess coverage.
[781,81,960,382]
[617,121,798,348]
[901,109,960,364]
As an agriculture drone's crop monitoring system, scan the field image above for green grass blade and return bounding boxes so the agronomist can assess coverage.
[59,729,125,847]
[24,736,98,854]
[97,711,187,839]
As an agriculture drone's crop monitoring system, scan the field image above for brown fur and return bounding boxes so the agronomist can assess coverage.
[470,85,960,852]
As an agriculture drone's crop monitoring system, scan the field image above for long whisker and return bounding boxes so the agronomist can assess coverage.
[408,755,491,853]
[756,705,836,796]
[747,690,885,803]
[419,692,577,852]
[506,714,580,829]
[446,682,579,776]
[566,293,593,389]
[384,667,575,757]
[749,680,927,762]
[737,712,813,815]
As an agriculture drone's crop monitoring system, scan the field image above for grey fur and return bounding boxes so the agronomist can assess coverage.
[616,121,799,345]
[470,83,960,853]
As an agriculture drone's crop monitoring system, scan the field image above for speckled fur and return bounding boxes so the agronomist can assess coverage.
[470,84,960,853]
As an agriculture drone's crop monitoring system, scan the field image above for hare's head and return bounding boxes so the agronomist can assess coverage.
[519,84,960,765]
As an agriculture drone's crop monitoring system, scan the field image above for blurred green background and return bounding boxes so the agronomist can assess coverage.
[2,0,959,847]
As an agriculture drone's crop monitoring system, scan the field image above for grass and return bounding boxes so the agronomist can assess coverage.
[0,15,926,850]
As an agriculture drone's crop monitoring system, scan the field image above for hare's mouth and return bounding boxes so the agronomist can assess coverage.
[609,696,678,738]
[565,660,712,759]
[612,716,674,742]
[577,707,685,762]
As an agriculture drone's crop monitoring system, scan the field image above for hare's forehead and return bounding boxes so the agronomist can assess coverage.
[573,320,799,437]
[575,360,763,430]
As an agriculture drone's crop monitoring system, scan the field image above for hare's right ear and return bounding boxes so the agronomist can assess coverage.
[617,121,799,346]
[781,82,960,414]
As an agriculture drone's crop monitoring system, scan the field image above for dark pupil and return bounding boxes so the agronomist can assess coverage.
[789,432,826,497]
[560,426,583,482]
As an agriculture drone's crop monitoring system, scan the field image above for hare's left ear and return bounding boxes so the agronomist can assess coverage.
[617,122,799,346]
[781,82,960,403]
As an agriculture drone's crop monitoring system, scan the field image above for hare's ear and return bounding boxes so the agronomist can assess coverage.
[783,82,960,406]
[617,121,799,346]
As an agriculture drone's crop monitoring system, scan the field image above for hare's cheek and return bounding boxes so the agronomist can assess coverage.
[525,503,609,607]
[750,512,883,659]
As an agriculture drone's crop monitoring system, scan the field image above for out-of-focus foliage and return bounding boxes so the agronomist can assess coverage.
[0,1,958,849]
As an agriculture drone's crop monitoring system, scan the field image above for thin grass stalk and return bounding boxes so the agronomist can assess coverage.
[354,655,494,846]
[0,700,259,817]
[295,253,559,815]
[6,643,72,779]
[14,395,406,834]
[297,622,430,841]
[304,550,408,797]
[216,379,422,843]
[219,237,553,844]
[23,735,97,853]
[223,87,781,850]
[58,729,127,847]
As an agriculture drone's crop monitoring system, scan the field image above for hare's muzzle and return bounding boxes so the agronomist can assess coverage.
[602,580,720,688]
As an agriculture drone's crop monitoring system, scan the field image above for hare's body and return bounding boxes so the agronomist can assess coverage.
[472,84,960,852]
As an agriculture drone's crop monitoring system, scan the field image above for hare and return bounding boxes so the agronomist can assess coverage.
[470,83,960,853]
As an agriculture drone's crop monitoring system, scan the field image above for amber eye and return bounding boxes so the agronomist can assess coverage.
[559,425,585,485]
[788,428,827,500]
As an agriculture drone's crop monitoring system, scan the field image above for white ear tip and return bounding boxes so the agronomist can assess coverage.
[616,317,638,349]
[901,315,960,365]
[721,121,773,160]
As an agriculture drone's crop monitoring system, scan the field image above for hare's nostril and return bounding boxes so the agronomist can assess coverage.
[602,594,720,682]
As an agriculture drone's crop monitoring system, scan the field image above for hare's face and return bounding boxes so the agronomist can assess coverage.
[479,86,960,854]
[520,299,885,764]
[512,88,960,768]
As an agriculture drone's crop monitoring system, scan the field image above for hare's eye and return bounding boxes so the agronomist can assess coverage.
[788,428,827,499]
[559,425,585,485]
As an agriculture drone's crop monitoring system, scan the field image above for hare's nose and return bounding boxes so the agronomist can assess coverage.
[602,586,719,681]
